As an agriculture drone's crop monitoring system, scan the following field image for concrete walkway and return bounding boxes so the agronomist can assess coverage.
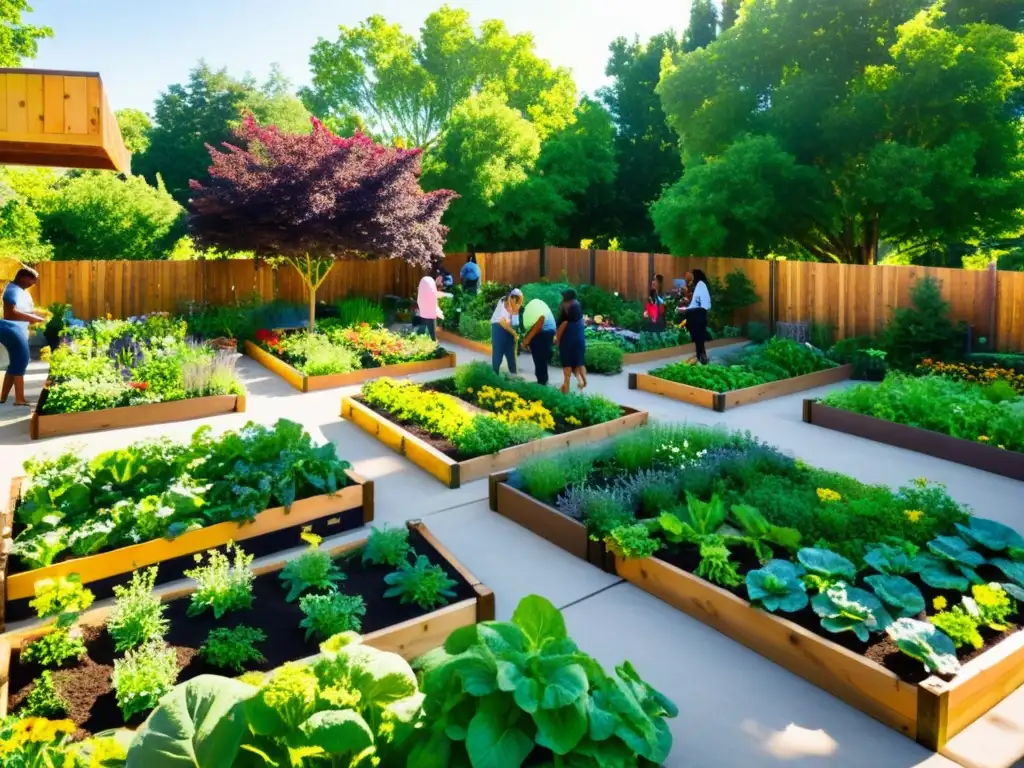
[3,341,1021,768]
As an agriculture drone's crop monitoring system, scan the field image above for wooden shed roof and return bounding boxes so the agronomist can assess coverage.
[0,68,130,173]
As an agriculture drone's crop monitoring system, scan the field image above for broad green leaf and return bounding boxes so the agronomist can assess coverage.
[512,595,567,649]
[797,548,856,579]
[533,697,588,755]
[407,727,453,768]
[992,558,1024,587]
[928,536,985,567]
[344,645,419,709]
[886,618,961,676]
[496,660,540,714]
[539,661,589,709]
[864,574,925,618]
[444,625,481,655]
[126,675,255,768]
[956,518,1024,553]
[449,645,500,696]
[298,710,374,755]
[586,689,619,742]
[465,703,534,768]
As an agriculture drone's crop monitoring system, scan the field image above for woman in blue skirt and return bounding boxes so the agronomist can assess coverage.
[555,289,587,393]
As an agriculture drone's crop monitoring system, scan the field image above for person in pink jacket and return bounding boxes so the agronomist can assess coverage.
[416,273,448,341]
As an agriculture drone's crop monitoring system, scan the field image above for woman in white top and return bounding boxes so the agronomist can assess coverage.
[682,269,712,364]
[490,288,523,374]
[1,267,45,405]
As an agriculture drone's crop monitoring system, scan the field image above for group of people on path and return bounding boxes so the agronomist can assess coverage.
[415,257,713,393]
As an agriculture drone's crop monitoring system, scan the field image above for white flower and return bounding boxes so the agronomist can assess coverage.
[671,446,680,453]
[683,440,689,449]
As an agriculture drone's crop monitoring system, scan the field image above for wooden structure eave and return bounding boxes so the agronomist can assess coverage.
[0,68,130,173]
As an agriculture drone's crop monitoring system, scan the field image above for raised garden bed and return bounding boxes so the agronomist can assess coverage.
[803,399,1024,482]
[245,340,456,392]
[630,363,852,411]
[30,384,245,440]
[1,471,372,629]
[437,327,492,355]
[0,520,494,737]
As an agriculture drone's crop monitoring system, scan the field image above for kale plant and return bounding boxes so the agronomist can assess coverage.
[745,560,808,613]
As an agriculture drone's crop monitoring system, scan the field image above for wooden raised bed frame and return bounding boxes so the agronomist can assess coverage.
[629,363,853,411]
[486,472,1024,756]
[616,553,1024,755]
[437,327,746,367]
[1,471,373,629]
[803,399,1024,482]
[245,341,456,392]
[30,386,245,440]
[0,520,495,720]
[342,396,648,489]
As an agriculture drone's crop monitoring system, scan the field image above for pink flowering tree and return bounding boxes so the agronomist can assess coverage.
[189,115,456,329]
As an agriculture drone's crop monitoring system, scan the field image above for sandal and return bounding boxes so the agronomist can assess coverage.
[13,401,30,407]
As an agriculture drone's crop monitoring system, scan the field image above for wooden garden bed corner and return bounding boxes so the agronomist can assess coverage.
[488,472,612,571]
[30,385,246,440]
[245,341,457,392]
[436,328,492,355]
[342,395,648,488]
[0,519,494,722]
[803,399,1024,482]
[615,552,1024,755]
[1,470,374,629]
[629,364,852,412]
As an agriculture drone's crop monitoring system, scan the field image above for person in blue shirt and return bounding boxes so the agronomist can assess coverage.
[1,267,45,406]
[460,254,481,294]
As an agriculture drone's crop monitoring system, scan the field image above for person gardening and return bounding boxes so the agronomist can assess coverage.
[521,297,557,385]
[490,288,523,374]
[1,267,45,406]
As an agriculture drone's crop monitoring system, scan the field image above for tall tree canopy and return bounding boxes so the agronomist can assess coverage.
[0,0,51,66]
[134,63,311,206]
[684,0,719,52]
[302,6,576,148]
[598,32,683,250]
[720,0,741,31]
[653,0,1024,264]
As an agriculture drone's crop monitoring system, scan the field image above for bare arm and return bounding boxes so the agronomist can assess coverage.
[555,320,568,344]
[3,301,44,324]
[522,317,544,347]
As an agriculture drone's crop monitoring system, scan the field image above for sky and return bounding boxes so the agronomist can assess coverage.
[27,0,691,113]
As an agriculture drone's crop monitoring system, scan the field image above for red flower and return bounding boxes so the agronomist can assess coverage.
[130,381,150,391]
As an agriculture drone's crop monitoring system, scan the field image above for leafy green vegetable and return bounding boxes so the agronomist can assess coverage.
[929,604,984,650]
[864,542,917,576]
[383,555,458,609]
[956,518,1024,553]
[864,574,925,618]
[745,560,808,613]
[279,538,346,603]
[886,618,961,676]
[107,567,169,652]
[298,592,367,641]
[21,670,69,717]
[811,582,892,642]
[728,504,801,562]
[605,523,661,560]
[199,626,267,672]
[797,548,857,582]
[695,535,743,587]
[361,525,412,567]
[913,536,985,592]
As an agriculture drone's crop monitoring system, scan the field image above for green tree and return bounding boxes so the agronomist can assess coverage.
[0,0,52,67]
[684,0,719,52]
[656,1,1024,263]
[598,32,683,250]
[134,62,310,205]
[720,0,741,31]
[37,172,185,260]
[116,108,152,155]
[303,6,575,148]
[423,92,540,250]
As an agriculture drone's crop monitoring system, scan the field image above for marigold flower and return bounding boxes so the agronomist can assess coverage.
[816,488,841,503]
[978,435,990,442]
[933,596,948,611]
[904,509,924,523]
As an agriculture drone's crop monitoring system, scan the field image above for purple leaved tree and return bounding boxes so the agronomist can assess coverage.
[189,115,456,330]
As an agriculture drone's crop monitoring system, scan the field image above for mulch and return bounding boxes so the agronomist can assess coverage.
[7,529,476,738]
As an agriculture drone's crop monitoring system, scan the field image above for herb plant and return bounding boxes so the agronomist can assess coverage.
[185,542,255,618]
[29,575,94,621]
[361,525,412,567]
[106,566,169,652]
[298,592,367,641]
[971,583,1016,630]
[929,603,984,650]
[199,625,267,672]
[383,555,458,609]
[605,523,661,559]
[20,630,87,667]
[746,560,808,613]
[279,530,345,603]
[695,535,743,587]
[22,670,69,717]
[112,641,180,720]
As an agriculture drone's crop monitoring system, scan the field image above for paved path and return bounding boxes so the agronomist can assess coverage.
[4,341,1020,768]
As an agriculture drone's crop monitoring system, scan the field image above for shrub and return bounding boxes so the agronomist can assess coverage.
[584,341,624,374]
[745,321,770,343]
[883,277,964,370]
[107,567,169,652]
[200,625,268,672]
[335,297,385,327]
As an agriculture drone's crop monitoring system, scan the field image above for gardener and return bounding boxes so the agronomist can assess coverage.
[681,269,712,365]
[556,289,587,393]
[490,288,523,375]
[460,254,481,294]
[1,267,45,407]
[521,297,557,385]
[415,273,449,341]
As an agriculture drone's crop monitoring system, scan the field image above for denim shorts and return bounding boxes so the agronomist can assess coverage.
[0,321,29,376]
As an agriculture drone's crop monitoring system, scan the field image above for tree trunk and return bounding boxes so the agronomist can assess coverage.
[309,286,316,332]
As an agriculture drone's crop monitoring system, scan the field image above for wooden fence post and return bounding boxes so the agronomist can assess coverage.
[648,253,655,288]
[589,248,597,286]
[768,259,778,334]
[988,259,998,351]
[539,245,547,280]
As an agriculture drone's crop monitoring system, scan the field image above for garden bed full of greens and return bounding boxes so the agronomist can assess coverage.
[40,314,244,416]
[648,337,837,391]
[3,590,677,768]
[357,362,624,460]
[508,423,1024,683]
[9,420,351,574]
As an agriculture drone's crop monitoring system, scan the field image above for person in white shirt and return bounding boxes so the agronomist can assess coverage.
[681,269,712,364]
[1,267,45,405]
[490,289,523,374]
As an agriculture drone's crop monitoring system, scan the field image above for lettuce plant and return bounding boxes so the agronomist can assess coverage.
[695,535,742,587]
[279,529,346,603]
[913,536,985,592]
[383,555,458,609]
[863,542,917,576]
[361,524,412,567]
[886,618,961,676]
[745,560,808,613]
[605,523,661,560]
[864,575,925,619]
[811,582,892,642]
[407,594,677,767]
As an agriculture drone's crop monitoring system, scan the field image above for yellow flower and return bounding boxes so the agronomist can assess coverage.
[816,488,841,503]
[999,444,1006,450]
[933,596,947,611]
[978,435,990,442]
[300,525,322,548]
[904,509,924,523]
[566,416,581,426]
[106,312,112,320]
[913,477,929,488]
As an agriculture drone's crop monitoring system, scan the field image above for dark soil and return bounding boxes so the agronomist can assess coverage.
[656,544,1023,685]
[7,529,476,738]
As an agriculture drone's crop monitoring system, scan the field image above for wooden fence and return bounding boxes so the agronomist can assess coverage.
[1,248,1021,351]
